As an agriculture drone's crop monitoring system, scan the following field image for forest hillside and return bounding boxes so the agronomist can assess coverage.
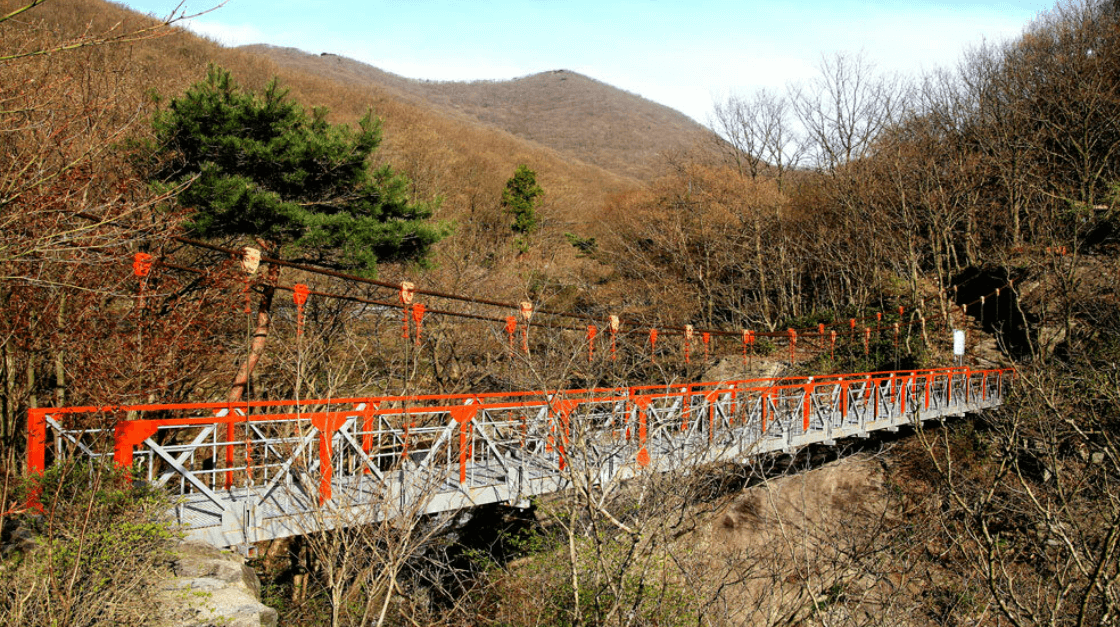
[242,44,720,181]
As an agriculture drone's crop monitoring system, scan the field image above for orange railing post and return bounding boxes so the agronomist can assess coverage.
[27,409,47,476]
[761,391,769,434]
[947,370,954,406]
[113,420,158,483]
[634,397,651,467]
[26,409,48,512]
[681,386,692,431]
[706,391,718,441]
[361,401,377,474]
[450,405,478,485]
[728,385,737,425]
[899,376,908,415]
[319,428,333,504]
[965,368,971,404]
[312,413,349,505]
[802,384,812,432]
[225,418,235,490]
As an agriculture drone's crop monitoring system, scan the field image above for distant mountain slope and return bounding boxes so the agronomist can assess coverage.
[13,0,707,306]
[240,45,718,181]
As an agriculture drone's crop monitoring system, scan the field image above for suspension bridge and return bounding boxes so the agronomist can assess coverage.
[28,366,1011,550]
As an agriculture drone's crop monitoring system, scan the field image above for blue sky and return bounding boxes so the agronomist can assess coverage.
[121,0,1053,125]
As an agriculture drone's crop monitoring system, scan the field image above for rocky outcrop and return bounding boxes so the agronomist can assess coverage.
[704,355,786,383]
[0,514,38,564]
[158,541,278,627]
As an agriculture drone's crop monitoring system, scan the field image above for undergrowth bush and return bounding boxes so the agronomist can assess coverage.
[0,460,176,627]
[469,523,700,627]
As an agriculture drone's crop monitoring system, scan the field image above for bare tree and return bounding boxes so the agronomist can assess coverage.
[914,362,1120,627]
[711,89,804,190]
[790,51,908,173]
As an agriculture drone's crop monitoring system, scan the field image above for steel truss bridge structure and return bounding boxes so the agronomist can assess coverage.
[28,367,1011,549]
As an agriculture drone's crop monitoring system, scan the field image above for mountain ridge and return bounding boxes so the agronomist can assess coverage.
[239,44,718,181]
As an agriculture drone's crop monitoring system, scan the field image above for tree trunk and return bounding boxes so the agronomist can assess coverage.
[25,310,37,411]
[754,217,771,329]
[26,355,36,410]
[227,263,280,404]
[54,293,66,407]
[1,340,12,448]
[0,285,9,447]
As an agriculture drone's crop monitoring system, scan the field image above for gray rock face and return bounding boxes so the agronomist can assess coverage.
[0,517,38,562]
[158,541,278,627]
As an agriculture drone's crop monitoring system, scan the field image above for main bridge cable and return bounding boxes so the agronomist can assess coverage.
[149,255,1012,373]
[173,236,608,323]
[172,236,992,341]
[77,208,1017,372]
[140,233,1016,370]
[171,237,758,338]
[162,237,1012,352]
[152,269,1005,375]
[69,207,1014,344]
[142,242,586,330]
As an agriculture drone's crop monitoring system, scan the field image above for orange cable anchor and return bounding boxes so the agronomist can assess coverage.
[411,303,426,345]
[609,315,620,361]
[399,281,416,340]
[505,316,517,359]
[519,302,533,354]
[240,247,261,314]
[293,283,309,336]
[132,252,152,310]
[587,324,598,361]
[132,252,153,277]
[684,325,694,364]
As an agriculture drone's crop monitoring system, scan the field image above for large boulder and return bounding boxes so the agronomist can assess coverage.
[158,540,278,627]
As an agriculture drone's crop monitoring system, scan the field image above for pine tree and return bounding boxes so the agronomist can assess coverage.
[151,65,446,275]
[500,164,543,252]
[149,66,448,402]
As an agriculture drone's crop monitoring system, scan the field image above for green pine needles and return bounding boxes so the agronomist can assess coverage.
[501,164,543,253]
[151,65,447,276]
